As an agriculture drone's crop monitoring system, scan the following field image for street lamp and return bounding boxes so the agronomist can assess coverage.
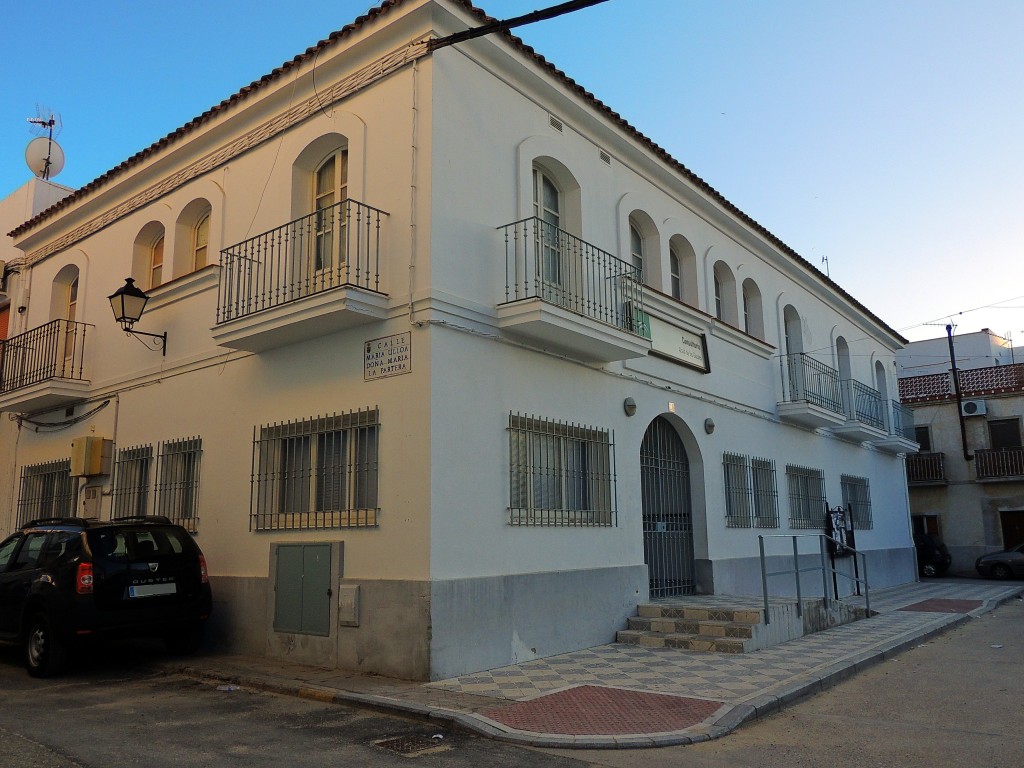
[108,277,167,356]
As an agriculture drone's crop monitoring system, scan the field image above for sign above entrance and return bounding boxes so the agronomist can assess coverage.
[648,317,710,373]
[364,332,412,380]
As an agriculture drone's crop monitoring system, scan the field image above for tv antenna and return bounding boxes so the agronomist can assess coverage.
[25,106,65,180]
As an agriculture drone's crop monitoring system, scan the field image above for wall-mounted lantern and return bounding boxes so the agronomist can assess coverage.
[108,277,167,356]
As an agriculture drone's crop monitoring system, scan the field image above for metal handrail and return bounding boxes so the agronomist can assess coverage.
[0,319,91,393]
[217,198,388,324]
[758,533,870,624]
[498,216,644,334]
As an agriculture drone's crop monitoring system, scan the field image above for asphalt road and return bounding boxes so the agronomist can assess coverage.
[0,641,587,768]
[2,600,1021,767]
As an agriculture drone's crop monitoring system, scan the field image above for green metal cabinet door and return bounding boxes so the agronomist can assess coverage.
[274,543,331,636]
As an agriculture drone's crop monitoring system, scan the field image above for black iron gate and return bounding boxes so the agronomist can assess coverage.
[641,416,695,597]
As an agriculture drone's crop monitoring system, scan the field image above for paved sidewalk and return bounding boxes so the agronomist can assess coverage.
[167,579,1023,749]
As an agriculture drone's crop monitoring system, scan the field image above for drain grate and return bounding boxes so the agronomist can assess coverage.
[373,733,452,757]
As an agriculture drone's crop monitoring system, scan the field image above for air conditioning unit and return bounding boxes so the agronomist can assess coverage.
[961,399,987,417]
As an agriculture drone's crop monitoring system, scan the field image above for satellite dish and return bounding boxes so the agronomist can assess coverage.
[25,136,65,180]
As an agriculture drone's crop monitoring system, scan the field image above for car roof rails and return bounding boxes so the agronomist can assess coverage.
[108,515,173,524]
[21,517,91,529]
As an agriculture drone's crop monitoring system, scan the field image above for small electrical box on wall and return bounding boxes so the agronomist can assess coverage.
[70,437,113,477]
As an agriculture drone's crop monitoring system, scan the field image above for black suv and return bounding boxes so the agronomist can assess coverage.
[0,516,212,677]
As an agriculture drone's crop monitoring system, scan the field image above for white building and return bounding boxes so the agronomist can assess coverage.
[1,0,917,681]
[896,328,1015,377]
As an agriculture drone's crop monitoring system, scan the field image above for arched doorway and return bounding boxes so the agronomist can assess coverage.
[641,416,695,597]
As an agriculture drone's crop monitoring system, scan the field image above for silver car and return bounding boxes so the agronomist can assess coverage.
[975,543,1024,580]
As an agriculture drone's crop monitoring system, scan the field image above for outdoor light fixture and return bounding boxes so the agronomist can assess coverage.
[108,277,167,356]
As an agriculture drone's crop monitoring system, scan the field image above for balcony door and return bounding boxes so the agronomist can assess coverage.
[61,277,78,376]
[311,150,348,290]
[532,168,564,301]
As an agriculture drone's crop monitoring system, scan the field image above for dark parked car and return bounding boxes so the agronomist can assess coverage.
[914,533,952,577]
[975,543,1024,580]
[0,516,212,677]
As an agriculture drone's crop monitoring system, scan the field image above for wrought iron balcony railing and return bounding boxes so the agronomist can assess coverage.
[976,447,1024,480]
[498,217,645,335]
[0,320,90,394]
[906,451,946,483]
[841,379,885,429]
[217,198,387,324]
[889,400,915,440]
[780,353,842,414]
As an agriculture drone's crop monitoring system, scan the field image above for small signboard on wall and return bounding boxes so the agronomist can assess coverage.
[364,332,412,381]
[648,317,710,373]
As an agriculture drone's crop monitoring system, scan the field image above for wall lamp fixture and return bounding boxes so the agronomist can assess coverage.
[108,277,167,356]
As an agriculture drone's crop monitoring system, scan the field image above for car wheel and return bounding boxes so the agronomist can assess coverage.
[921,562,938,578]
[164,624,204,656]
[24,614,68,678]
[990,563,1013,580]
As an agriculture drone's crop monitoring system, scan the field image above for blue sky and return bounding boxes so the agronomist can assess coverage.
[2,0,1022,346]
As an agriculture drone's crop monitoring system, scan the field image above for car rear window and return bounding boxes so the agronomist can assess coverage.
[89,526,194,562]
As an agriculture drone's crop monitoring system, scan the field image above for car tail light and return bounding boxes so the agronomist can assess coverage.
[199,554,209,584]
[76,562,94,595]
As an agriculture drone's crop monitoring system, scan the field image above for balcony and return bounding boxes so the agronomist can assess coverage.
[873,400,920,454]
[906,451,947,484]
[832,378,887,442]
[976,447,1024,481]
[0,320,91,414]
[212,199,389,352]
[777,353,846,429]
[495,217,651,363]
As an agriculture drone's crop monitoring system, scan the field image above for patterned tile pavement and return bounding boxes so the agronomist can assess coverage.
[173,579,1024,749]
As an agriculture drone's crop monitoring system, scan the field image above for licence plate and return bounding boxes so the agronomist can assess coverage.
[129,583,177,598]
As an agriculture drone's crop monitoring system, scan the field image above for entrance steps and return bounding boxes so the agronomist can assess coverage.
[616,594,870,654]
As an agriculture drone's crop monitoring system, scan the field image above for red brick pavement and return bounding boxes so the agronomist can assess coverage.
[479,685,723,735]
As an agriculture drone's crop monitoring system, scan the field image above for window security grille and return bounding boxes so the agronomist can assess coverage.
[251,408,379,531]
[751,458,779,528]
[17,459,77,526]
[111,444,154,518]
[786,464,825,529]
[723,454,779,529]
[841,474,873,530]
[508,412,616,527]
[723,453,752,528]
[155,437,202,532]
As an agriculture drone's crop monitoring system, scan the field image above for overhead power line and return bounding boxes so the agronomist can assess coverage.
[429,0,612,51]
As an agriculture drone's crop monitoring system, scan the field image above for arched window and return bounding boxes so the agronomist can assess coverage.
[192,212,210,271]
[149,234,165,289]
[668,235,698,307]
[783,304,803,355]
[741,278,763,339]
[712,261,737,325]
[629,221,644,277]
[669,250,681,300]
